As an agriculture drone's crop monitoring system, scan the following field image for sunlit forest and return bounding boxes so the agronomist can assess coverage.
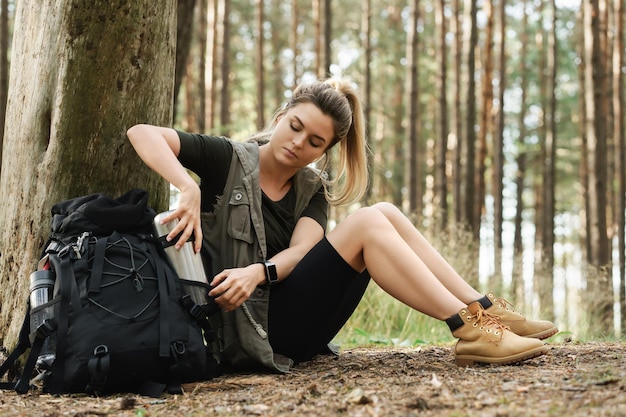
[0,0,624,343]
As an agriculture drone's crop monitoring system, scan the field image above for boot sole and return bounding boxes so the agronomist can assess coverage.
[523,327,559,340]
[455,345,549,367]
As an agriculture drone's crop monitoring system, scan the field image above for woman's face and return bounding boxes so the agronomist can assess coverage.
[269,102,335,169]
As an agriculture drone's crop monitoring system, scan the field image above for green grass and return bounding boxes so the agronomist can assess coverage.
[331,222,478,349]
[333,283,455,348]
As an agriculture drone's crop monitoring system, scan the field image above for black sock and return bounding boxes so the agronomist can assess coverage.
[475,295,492,309]
[445,313,464,332]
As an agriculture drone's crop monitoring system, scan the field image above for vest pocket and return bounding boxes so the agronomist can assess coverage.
[227,187,254,243]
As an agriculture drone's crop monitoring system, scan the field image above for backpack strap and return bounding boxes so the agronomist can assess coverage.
[14,319,57,394]
[145,242,172,358]
[88,236,108,294]
[0,302,32,390]
[180,295,218,341]
[46,252,78,394]
[85,344,110,395]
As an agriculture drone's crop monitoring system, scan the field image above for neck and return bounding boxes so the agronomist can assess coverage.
[258,145,298,199]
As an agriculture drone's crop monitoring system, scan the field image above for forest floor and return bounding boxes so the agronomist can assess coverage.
[0,341,625,417]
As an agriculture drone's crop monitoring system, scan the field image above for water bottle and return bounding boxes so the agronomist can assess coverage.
[29,269,56,370]
[29,270,54,310]
[153,211,211,305]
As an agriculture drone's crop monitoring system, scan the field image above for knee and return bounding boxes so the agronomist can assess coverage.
[347,206,389,229]
[371,202,402,218]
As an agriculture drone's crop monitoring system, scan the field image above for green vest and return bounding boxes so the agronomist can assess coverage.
[201,140,323,372]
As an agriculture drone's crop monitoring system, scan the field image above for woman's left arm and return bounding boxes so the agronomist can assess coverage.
[208,217,324,311]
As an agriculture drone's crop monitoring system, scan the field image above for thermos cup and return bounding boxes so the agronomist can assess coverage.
[29,270,54,310]
[153,211,211,305]
[29,269,56,369]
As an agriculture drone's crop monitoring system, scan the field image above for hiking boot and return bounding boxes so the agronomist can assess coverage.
[484,292,558,340]
[452,301,549,366]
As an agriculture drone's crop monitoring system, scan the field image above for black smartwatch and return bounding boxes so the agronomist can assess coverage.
[261,261,279,286]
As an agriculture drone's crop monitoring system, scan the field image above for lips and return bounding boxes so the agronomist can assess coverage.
[284,147,297,158]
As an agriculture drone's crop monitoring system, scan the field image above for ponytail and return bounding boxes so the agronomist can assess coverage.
[321,78,369,206]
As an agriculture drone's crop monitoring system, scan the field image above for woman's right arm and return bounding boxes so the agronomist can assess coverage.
[126,124,203,252]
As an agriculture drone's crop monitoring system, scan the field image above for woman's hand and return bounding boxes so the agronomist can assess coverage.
[208,264,266,312]
[158,185,203,252]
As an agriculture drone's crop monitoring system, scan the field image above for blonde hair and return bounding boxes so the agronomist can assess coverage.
[253,77,369,206]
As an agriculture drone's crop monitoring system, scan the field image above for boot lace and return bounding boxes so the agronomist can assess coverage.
[470,308,508,344]
[492,296,523,316]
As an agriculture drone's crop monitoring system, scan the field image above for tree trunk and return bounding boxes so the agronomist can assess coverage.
[290,0,299,88]
[197,0,207,132]
[613,0,625,334]
[533,0,547,304]
[362,0,373,201]
[512,0,530,305]
[435,0,448,228]
[0,0,176,348]
[538,0,558,321]
[492,0,506,289]
[407,0,420,213]
[477,0,493,243]
[538,0,557,322]
[268,0,285,112]
[174,0,197,123]
[462,0,478,232]
[0,0,8,170]
[313,0,322,78]
[451,0,463,225]
[583,0,612,335]
[255,0,265,129]
[323,0,331,78]
[205,0,218,130]
[219,0,231,135]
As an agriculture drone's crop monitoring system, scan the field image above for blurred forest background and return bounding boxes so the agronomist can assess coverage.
[0,0,624,346]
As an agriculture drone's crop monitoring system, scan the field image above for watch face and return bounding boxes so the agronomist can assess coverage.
[265,261,278,284]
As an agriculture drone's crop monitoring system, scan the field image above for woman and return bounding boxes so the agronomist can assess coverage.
[127,77,557,371]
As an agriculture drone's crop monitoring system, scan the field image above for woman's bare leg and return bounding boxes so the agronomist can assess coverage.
[369,202,482,304]
[326,206,466,320]
[326,205,551,365]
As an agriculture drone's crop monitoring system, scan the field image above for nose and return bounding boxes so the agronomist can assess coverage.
[292,132,306,148]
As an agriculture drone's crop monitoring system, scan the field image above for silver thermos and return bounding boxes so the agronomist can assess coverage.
[29,269,54,310]
[29,268,56,369]
[153,211,211,305]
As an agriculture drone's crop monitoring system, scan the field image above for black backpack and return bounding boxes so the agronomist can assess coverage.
[0,189,221,396]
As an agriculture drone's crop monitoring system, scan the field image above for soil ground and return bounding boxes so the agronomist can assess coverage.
[0,341,625,417]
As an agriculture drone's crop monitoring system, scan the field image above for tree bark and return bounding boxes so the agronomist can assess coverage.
[0,0,8,170]
[451,0,463,225]
[0,0,176,347]
[323,0,331,78]
[535,0,558,322]
[477,0,493,242]
[613,0,625,334]
[361,0,373,201]
[205,0,218,130]
[583,0,612,334]
[435,0,449,228]
[197,0,207,132]
[219,0,231,135]
[407,0,420,213]
[512,0,530,305]
[255,0,265,129]
[174,0,197,123]
[462,0,478,232]
[313,0,322,78]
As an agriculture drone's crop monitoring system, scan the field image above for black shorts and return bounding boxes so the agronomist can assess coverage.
[268,237,370,363]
